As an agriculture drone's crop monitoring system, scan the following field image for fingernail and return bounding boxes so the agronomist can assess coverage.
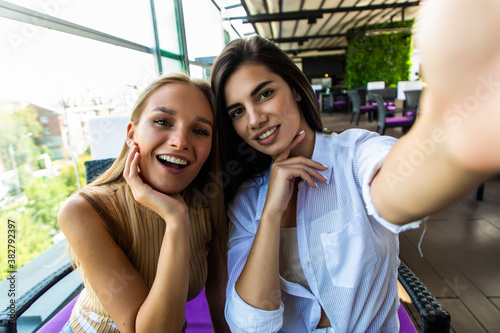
[299,130,305,135]
[314,182,318,188]
[322,164,328,168]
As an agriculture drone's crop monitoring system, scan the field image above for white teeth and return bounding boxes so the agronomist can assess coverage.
[158,155,188,165]
[258,126,277,140]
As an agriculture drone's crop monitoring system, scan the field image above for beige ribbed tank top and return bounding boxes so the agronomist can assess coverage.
[68,180,212,333]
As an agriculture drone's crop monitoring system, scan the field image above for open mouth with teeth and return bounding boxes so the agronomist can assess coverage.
[157,155,189,169]
[258,125,279,140]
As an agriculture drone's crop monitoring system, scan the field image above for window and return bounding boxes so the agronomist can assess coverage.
[3,0,154,46]
[182,0,226,80]
[0,0,210,280]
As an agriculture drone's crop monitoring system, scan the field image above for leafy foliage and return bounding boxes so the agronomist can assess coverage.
[345,20,414,88]
[0,153,90,280]
[0,105,44,194]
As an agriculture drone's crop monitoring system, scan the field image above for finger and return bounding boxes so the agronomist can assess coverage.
[277,167,322,189]
[275,155,328,172]
[272,164,327,187]
[275,130,305,162]
[286,166,327,185]
[126,151,152,201]
[123,143,137,181]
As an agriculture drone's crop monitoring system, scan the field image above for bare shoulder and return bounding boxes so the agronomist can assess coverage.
[57,193,106,235]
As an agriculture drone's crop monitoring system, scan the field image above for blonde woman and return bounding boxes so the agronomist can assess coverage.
[58,74,228,332]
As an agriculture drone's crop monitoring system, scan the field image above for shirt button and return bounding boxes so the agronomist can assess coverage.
[304,260,309,266]
[297,220,302,225]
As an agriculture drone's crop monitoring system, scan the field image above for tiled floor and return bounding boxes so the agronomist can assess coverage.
[321,110,500,332]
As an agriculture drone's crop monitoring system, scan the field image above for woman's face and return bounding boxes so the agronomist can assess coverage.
[224,64,311,158]
[127,83,213,194]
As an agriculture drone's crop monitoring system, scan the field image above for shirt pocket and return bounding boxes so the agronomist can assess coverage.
[320,217,377,288]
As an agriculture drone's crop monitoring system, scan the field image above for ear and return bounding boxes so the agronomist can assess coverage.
[126,122,135,147]
[293,89,302,101]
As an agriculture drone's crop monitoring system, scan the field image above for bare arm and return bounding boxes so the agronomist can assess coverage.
[58,195,190,333]
[125,143,191,332]
[235,132,327,310]
[371,0,500,224]
[58,143,192,332]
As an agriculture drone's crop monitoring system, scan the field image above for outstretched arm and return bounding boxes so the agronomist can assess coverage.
[371,0,500,224]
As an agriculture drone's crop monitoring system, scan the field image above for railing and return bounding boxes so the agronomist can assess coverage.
[0,237,82,333]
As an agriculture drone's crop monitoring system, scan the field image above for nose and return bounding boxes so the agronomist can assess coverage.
[247,106,267,129]
[168,127,189,150]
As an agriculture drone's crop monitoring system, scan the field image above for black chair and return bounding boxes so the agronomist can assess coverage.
[404,89,422,119]
[367,89,385,104]
[0,159,117,333]
[347,89,377,125]
[85,158,115,184]
[398,262,451,332]
[374,93,415,135]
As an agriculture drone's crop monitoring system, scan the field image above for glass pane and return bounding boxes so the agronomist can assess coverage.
[3,0,154,46]
[189,64,205,80]
[0,16,157,277]
[182,0,226,62]
[154,0,180,55]
[162,56,183,75]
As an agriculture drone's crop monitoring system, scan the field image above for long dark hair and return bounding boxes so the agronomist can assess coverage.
[211,36,323,199]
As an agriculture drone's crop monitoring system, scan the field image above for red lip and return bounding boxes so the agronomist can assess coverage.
[254,125,280,140]
[254,125,280,146]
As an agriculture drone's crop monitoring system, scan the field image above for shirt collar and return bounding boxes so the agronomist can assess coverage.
[311,131,334,185]
[255,131,335,221]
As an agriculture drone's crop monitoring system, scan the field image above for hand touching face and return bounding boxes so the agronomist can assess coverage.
[126,83,213,195]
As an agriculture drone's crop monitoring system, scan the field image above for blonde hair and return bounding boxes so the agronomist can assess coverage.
[91,73,214,188]
[84,73,226,250]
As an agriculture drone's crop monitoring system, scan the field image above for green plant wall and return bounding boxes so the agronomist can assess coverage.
[345,20,414,88]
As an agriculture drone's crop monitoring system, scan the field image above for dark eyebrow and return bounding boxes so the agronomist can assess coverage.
[251,81,272,97]
[152,106,212,128]
[195,116,213,128]
[225,80,273,112]
[151,106,175,115]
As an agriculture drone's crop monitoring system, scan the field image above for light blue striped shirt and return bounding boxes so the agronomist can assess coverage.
[225,129,421,333]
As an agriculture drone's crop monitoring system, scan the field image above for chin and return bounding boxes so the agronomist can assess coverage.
[146,179,184,196]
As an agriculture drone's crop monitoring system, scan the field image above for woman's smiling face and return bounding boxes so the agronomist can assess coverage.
[224,64,309,158]
[127,82,213,194]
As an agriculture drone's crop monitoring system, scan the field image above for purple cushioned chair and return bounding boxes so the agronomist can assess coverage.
[403,89,422,118]
[35,288,418,332]
[347,89,377,125]
[37,294,79,332]
[374,93,414,135]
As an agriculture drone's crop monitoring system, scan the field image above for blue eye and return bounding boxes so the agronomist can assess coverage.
[154,118,172,127]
